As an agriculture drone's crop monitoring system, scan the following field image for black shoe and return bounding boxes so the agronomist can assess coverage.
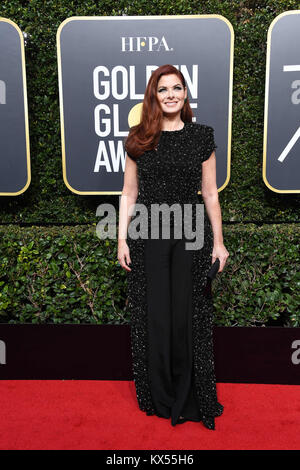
[171,415,187,426]
[177,416,188,424]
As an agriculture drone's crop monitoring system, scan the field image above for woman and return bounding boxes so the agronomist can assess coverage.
[118,64,229,430]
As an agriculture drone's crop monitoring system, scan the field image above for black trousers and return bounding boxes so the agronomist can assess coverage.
[144,231,202,426]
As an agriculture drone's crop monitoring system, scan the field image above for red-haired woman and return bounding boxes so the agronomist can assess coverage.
[118,64,229,430]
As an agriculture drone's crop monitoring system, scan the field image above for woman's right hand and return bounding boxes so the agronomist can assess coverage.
[118,240,132,271]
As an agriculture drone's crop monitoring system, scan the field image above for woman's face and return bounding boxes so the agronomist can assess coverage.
[156,74,187,116]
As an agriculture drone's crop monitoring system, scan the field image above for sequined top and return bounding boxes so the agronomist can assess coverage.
[126,121,217,230]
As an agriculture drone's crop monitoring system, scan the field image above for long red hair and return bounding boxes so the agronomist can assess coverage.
[124,64,194,159]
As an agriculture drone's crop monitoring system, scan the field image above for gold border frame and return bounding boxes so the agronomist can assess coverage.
[262,10,300,193]
[0,17,31,196]
[57,14,233,195]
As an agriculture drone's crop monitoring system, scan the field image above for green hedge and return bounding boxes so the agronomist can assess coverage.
[0,224,299,326]
[0,225,127,324]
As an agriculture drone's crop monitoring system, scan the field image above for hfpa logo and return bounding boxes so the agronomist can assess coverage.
[0,340,6,365]
[121,36,173,52]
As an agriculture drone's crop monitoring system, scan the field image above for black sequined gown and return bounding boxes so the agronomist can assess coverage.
[126,122,224,430]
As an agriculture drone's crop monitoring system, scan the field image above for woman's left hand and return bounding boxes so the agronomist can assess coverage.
[212,243,229,272]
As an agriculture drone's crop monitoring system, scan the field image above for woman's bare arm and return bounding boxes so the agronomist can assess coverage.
[118,154,139,270]
[201,151,229,271]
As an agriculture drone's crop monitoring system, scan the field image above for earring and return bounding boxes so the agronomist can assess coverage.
[184,97,187,103]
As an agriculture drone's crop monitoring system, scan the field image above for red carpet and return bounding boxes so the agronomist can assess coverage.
[0,380,299,450]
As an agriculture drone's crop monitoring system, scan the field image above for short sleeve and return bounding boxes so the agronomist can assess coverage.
[202,126,218,162]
